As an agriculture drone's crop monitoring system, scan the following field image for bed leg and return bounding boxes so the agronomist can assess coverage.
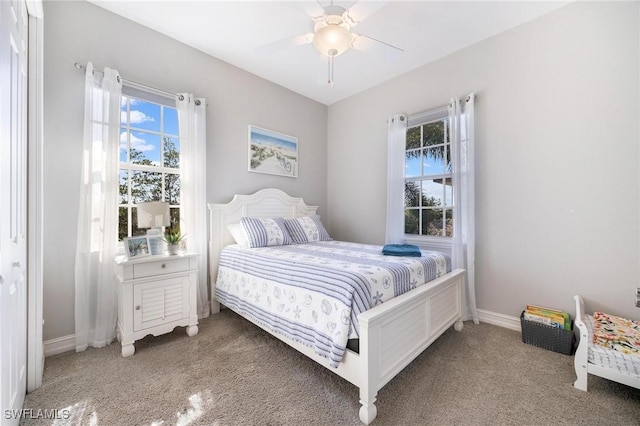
[573,334,589,391]
[454,320,464,331]
[358,394,377,425]
[211,299,220,314]
[574,364,588,391]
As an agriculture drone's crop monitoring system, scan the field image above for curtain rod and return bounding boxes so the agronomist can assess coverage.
[73,62,203,106]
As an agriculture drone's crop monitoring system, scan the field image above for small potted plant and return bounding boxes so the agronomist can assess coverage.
[162,228,185,255]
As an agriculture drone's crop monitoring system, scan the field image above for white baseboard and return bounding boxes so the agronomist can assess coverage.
[44,334,75,357]
[477,309,521,331]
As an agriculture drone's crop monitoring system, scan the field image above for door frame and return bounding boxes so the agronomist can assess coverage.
[25,0,43,393]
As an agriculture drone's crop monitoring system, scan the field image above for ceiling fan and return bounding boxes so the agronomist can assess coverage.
[256,1,403,87]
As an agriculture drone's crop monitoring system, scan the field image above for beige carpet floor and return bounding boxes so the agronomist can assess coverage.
[22,310,640,425]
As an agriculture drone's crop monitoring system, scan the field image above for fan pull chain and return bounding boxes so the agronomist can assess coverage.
[328,48,337,88]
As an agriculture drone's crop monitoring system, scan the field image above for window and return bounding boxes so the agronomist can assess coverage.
[404,111,453,237]
[118,90,180,241]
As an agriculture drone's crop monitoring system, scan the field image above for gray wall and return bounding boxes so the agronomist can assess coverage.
[43,1,327,341]
[327,1,640,320]
[44,0,639,342]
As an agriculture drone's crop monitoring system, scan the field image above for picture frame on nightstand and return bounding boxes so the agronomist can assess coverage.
[123,236,151,259]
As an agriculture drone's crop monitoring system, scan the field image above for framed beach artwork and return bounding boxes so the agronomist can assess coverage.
[248,125,298,178]
[123,236,151,259]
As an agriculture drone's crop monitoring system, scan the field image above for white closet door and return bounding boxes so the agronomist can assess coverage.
[0,0,29,422]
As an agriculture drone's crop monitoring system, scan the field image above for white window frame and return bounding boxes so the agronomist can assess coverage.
[404,106,453,252]
[118,86,181,241]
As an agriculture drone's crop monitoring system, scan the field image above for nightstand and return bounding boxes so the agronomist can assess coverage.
[115,252,199,357]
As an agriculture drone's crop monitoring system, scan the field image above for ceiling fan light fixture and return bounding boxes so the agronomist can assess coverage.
[312,24,352,57]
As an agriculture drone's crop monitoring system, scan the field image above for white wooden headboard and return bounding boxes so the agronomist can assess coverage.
[207,188,318,310]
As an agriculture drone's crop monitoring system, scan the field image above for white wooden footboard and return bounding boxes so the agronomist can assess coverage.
[357,269,465,424]
[573,295,589,391]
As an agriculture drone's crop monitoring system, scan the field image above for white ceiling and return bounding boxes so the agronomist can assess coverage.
[88,0,570,105]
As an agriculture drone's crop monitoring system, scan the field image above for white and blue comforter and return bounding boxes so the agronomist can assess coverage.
[215,240,450,367]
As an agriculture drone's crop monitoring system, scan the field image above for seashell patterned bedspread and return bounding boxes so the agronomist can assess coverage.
[214,240,450,367]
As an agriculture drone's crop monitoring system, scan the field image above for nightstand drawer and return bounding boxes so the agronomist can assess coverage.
[133,258,190,279]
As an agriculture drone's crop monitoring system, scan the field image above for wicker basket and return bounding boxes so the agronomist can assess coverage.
[520,311,575,355]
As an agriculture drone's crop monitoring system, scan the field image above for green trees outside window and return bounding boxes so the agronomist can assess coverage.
[118,95,181,241]
[404,118,453,237]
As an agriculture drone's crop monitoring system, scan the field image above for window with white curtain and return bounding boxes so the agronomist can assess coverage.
[389,96,477,322]
[118,87,181,240]
[404,107,454,240]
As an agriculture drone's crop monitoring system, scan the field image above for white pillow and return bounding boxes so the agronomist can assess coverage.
[227,223,249,247]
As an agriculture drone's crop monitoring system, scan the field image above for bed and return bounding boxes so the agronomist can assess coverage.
[573,295,640,391]
[208,188,465,424]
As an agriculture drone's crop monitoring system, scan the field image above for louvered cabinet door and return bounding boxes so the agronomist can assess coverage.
[133,276,190,331]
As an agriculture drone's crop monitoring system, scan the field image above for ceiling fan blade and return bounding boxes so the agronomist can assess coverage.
[255,33,313,55]
[344,1,388,25]
[291,0,325,19]
[352,33,403,60]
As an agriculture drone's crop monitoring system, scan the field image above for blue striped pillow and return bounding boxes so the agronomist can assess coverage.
[240,217,292,248]
[283,215,332,244]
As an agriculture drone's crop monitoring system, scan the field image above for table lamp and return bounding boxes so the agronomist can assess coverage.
[136,201,170,255]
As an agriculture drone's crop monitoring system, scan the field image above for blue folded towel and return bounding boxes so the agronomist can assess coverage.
[382,244,422,257]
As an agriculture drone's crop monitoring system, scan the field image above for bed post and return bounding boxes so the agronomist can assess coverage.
[209,210,220,314]
[573,295,588,391]
[358,315,379,425]
[208,203,225,314]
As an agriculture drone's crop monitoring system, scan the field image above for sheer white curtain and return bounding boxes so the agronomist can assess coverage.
[450,93,479,324]
[385,114,407,244]
[176,94,209,318]
[74,63,122,351]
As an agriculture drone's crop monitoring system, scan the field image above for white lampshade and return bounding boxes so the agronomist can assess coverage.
[313,24,352,57]
[136,201,170,228]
